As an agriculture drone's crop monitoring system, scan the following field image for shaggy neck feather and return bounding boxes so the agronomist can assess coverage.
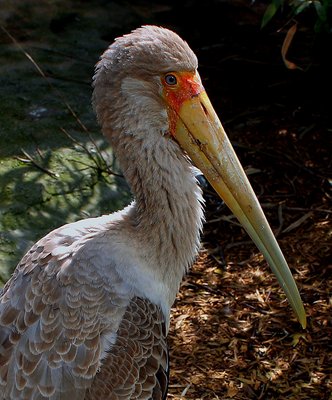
[116,131,204,275]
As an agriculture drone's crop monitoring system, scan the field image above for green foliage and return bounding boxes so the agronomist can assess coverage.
[261,0,332,32]
[261,0,283,28]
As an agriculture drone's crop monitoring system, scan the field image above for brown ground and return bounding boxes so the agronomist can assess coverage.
[165,2,332,399]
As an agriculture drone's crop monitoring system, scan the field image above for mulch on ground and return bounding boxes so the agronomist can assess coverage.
[166,4,331,397]
[167,100,331,400]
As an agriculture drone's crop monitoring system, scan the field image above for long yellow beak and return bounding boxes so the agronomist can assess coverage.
[174,90,306,329]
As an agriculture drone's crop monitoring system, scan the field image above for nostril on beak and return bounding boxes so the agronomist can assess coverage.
[201,101,209,116]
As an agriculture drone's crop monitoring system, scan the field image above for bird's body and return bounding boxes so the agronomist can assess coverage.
[0,26,305,399]
[1,209,173,399]
[0,26,202,399]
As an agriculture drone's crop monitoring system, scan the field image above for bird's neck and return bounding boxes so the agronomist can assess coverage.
[114,132,204,302]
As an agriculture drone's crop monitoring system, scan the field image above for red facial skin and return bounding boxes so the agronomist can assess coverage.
[162,72,203,135]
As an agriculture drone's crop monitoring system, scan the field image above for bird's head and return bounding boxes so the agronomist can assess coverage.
[93,25,199,140]
[93,25,306,328]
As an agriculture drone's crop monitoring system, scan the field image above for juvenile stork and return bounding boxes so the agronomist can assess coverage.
[0,26,306,399]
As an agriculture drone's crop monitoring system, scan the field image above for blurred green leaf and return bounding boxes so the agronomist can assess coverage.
[261,0,283,28]
[262,0,331,32]
[294,1,311,15]
[313,1,326,20]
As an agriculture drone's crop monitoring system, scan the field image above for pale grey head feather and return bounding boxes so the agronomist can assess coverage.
[94,25,198,80]
[92,26,198,143]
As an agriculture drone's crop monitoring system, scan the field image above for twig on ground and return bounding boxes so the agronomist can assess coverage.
[16,149,58,178]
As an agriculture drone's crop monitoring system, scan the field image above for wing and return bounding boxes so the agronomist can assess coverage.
[85,297,169,400]
[0,218,132,400]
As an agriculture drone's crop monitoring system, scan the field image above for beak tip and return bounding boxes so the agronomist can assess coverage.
[300,314,307,330]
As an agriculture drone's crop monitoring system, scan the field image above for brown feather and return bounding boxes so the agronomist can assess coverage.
[86,297,168,400]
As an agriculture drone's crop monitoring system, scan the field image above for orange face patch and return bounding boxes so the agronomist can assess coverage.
[162,71,203,135]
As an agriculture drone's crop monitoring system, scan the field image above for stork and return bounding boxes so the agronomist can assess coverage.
[0,26,306,399]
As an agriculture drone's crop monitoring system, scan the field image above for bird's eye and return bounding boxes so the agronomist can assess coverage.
[165,74,177,86]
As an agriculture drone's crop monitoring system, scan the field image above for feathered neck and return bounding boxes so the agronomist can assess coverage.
[92,39,204,309]
[115,130,204,273]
